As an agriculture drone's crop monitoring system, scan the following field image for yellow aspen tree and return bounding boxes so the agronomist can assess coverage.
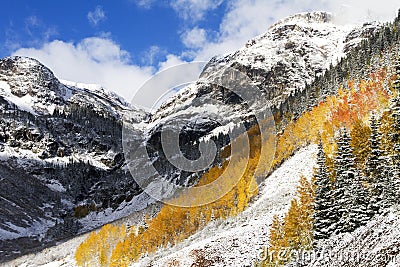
[282,199,301,250]
[297,175,315,249]
[268,214,284,254]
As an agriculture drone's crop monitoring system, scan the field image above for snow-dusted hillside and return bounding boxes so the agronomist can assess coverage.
[153,11,378,124]
[134,145,317,267]
[0,56,149,260]
[305,207,400,267]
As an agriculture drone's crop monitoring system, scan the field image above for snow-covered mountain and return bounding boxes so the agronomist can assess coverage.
[0,56,149,261]
[0,11,382,264]
[130,11,379,195]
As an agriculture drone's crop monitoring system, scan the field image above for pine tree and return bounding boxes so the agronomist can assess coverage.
[365,113,386,214]
[380,156,400,208]
[390,59,400,167]
[365,113,384,182]
[333,129,371,234]
[313,141,335,241]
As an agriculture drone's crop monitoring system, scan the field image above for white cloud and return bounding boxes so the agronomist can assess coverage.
[11,38,202,107]
[12,37,153,102]
[327,0,399,24]
[141,45,166,66]
[87,6,107,26]
[171,0,224,22]
[158,54,186,71]
[135,0,156,9]
[181,27,208,49]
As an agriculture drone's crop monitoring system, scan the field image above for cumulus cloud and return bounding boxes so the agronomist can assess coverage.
[11,38,201,107]
[87,6,107,26]
[181,27,208,49]
[171,0,224,22]
[13,37,153,102]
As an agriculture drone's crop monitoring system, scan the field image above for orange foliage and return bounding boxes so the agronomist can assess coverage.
[273,69,391,169]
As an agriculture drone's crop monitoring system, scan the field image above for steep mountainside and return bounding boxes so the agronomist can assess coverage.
[0,11,384,264]
[0,56,148,261]
[129,11,378,197]
[306,206,400,267]
[0,146,317,267]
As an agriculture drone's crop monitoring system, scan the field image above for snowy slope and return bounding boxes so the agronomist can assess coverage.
[0,145,317,267]
[133,145,317,267]
[0,56,149,260]
[304,206,400,267]
[0,233,87,267]
[152,11,378,125]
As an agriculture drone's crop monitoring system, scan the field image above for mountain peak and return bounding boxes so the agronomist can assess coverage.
[0,56,56,83]
[270,11,333,30]
[0,56,62,99]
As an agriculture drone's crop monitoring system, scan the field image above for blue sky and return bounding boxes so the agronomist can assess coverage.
[1,1,225,64]
[1,0,399,101]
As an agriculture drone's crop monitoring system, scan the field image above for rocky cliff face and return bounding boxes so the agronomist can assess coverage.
[0,12,380,261]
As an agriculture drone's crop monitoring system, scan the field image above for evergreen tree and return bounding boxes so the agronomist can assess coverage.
[365,113,384,182]
[365,113,386,214]
[333,129,371,234]
[380,156,400,208]
[391,60,400,167]
[313,141,335,241]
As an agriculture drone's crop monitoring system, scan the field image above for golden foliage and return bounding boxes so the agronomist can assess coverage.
[273,70,390,171]
[262,176,314,266]
[75,224,126,267]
